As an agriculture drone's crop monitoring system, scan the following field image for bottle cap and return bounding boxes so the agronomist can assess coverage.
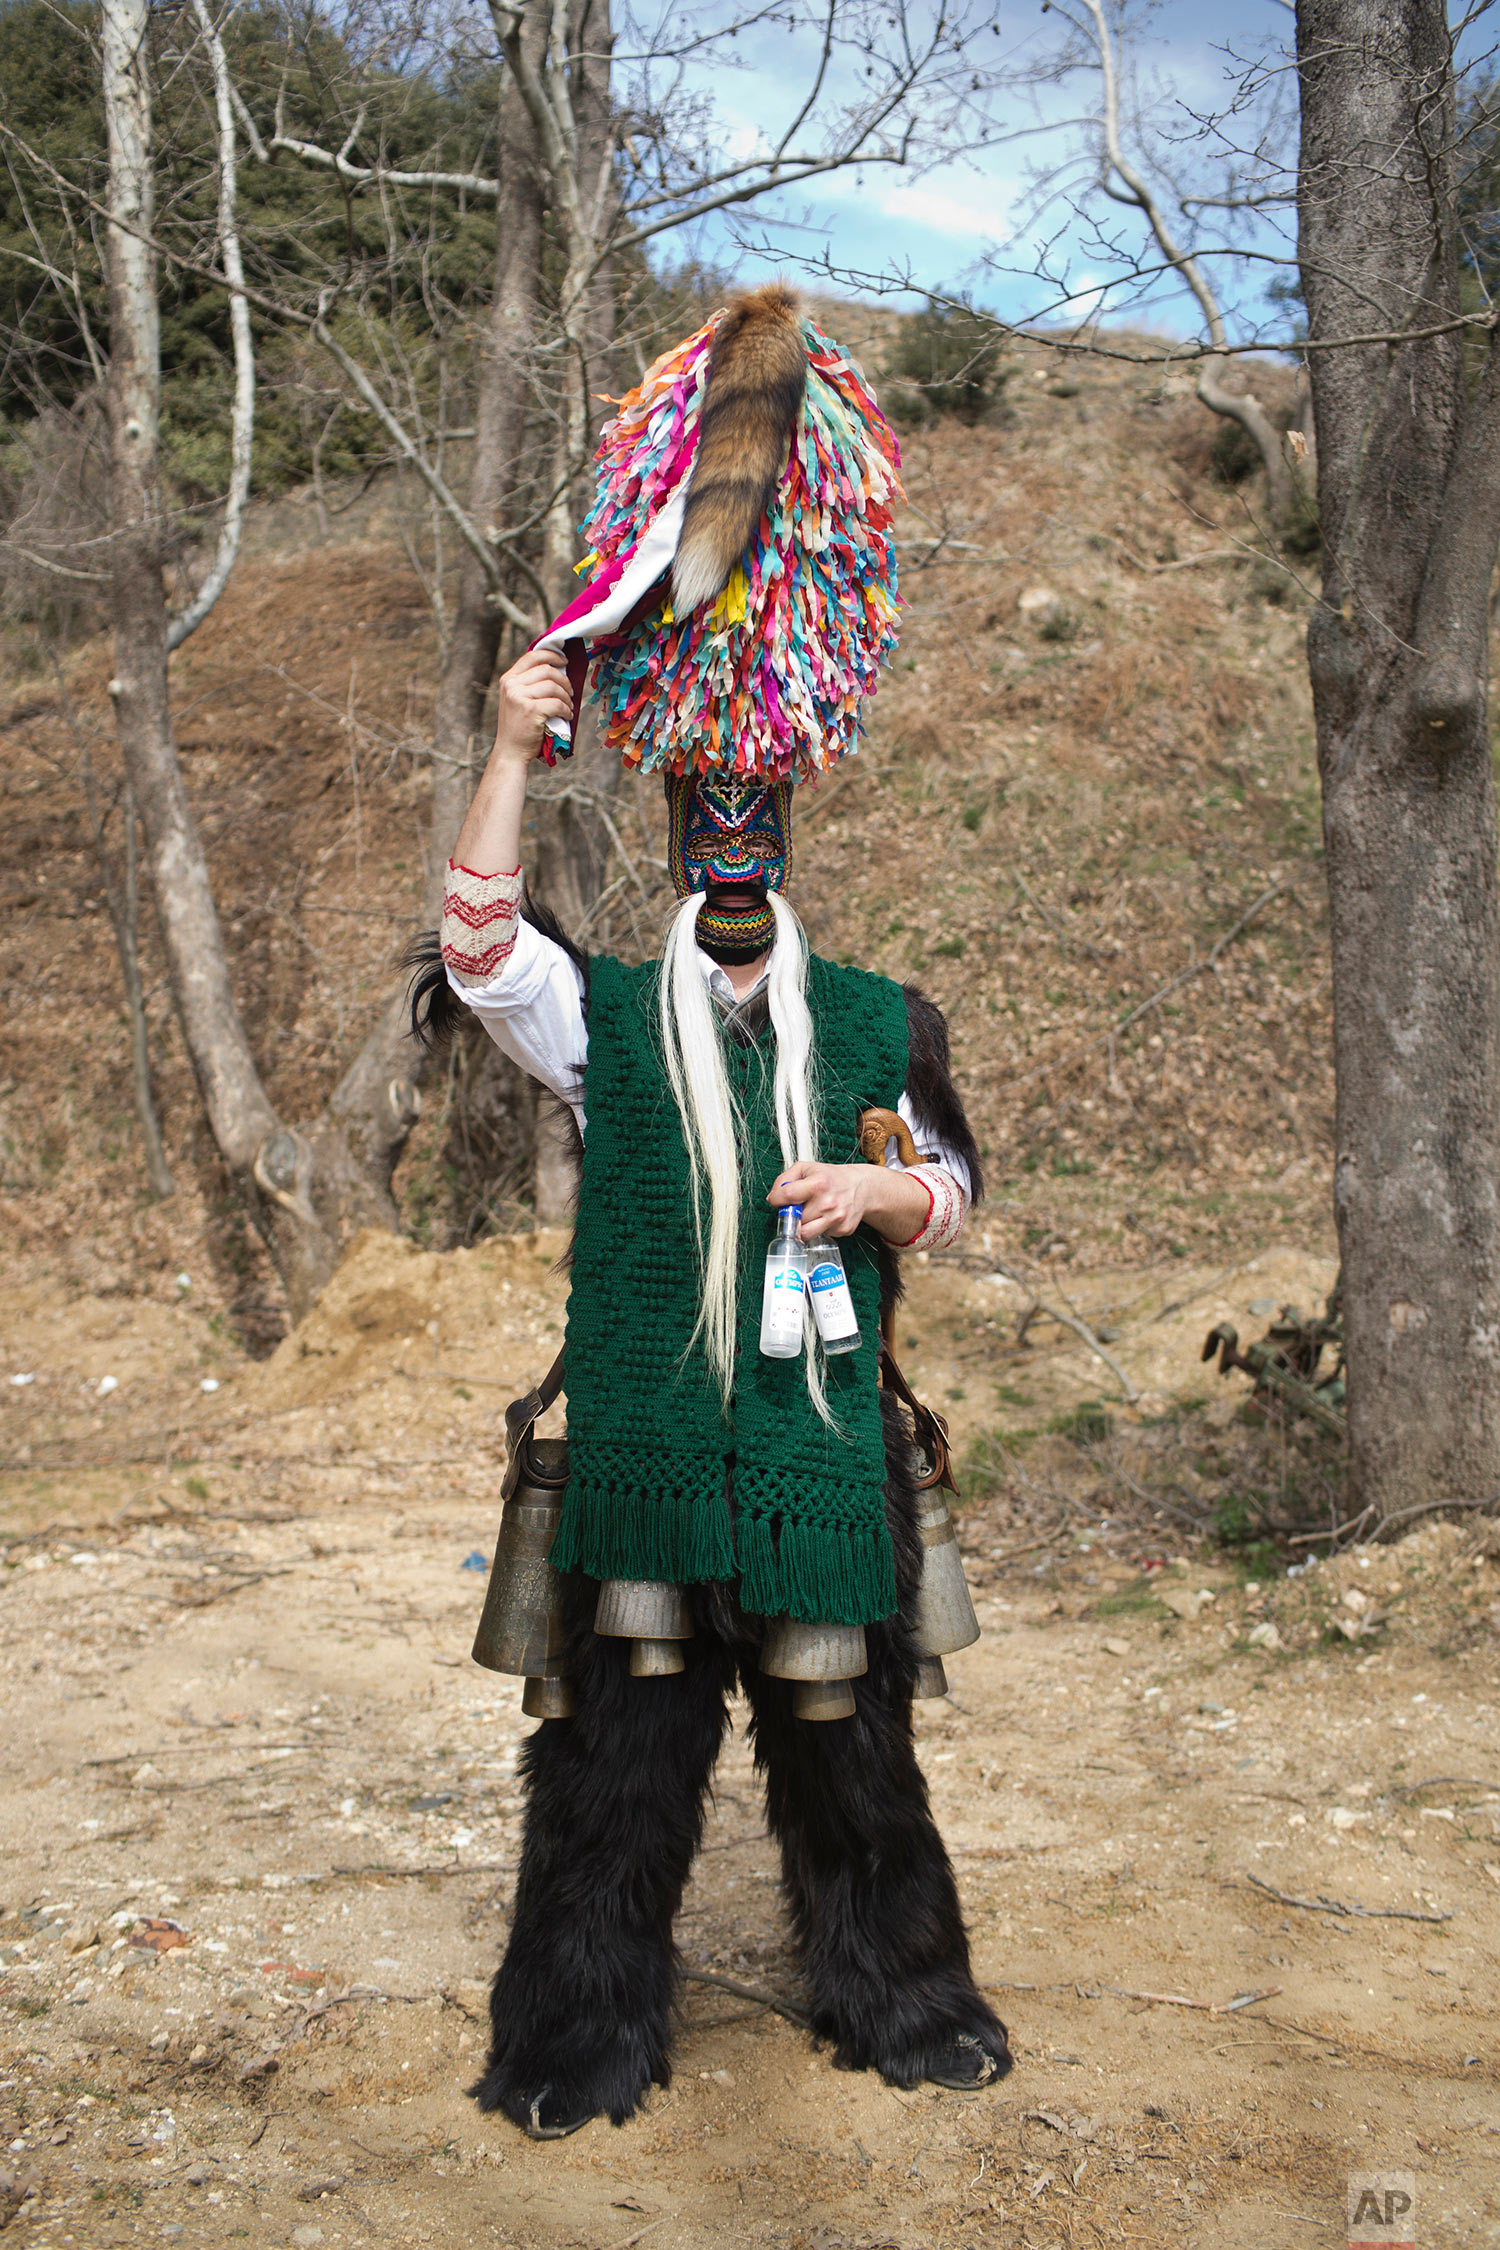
[779,1202,803,1224]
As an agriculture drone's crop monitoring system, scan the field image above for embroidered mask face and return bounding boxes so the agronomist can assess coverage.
[665,774,793,962]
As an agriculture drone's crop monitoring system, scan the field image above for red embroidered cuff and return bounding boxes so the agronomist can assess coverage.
[898,1172,937,1247]
[441,863,524,986]
[899,1166,966,1252]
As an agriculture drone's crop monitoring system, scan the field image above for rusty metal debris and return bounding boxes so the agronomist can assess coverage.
[1201,1285,1346,1440]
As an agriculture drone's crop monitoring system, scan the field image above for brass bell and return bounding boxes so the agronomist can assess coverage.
[911,1495,980,1669]
[629,1638,686,1678]
[912,1654,949,1701]
[472,1436,574,1713]
[522,1673,577,1719]
[594,1578,693,1680]
[758,1616,867,1722]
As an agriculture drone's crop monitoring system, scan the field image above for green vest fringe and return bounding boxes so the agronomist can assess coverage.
[550,952,909,1626]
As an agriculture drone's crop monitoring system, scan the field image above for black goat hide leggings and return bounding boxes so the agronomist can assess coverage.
[471,1402,1007,2129]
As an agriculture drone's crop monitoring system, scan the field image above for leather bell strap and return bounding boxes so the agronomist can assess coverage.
[876,1339,957,1497]
[501,1344,569,1501]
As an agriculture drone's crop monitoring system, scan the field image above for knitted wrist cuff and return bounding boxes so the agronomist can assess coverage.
[440,861,523,985]
[900,1164,966,1251]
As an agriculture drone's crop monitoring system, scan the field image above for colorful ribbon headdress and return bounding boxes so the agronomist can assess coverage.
[537,284,903,785]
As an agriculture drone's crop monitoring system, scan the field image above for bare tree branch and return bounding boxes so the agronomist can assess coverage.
[308,303,541,636]
[261,130,503,200]
[1068,0,1298,522]
[166,0,254,651]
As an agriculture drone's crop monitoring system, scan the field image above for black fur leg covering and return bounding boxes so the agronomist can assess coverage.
[741,1400,1010,2090]
[472,1580,735,2132]
[745,1656,1009,2087]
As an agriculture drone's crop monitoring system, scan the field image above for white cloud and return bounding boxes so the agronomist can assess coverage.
[874,179,1012,244]
[1067,271,1105,319]
[716,117,764,163]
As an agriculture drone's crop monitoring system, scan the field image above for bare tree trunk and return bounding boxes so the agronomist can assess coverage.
[428,37,546,867]
[1298,0,1500,1523]
[1080,0,1296,534]
[573,0,617,363]
[82,750,174,1199]
[168,0,254,651]
[485,0,622,1221]
[332,34,550,1212]
[102,0,412,1314]
[491,0,614,613]
[116,779,174,1198]
[100,0,282,1192]
[532,0,620,1222]
[1196,356,1294,527]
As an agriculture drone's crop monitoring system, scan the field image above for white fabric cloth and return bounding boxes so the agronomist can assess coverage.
[532,485,689,753]
[446,909,971,1248]
[535,484,687,657]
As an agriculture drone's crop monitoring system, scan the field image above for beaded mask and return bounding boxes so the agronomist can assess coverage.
[666,773,792,963]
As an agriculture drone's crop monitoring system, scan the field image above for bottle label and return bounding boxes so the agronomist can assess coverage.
[760,1255,807,1356]
[807,1260,859,1343]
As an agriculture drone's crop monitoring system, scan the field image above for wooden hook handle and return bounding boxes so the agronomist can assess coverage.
[857,1105,929,1168]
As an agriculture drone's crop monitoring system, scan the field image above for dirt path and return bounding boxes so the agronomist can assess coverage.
[4,1241,1499,2248]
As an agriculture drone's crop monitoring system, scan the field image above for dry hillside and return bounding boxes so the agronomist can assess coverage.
[1,324,1332,1350]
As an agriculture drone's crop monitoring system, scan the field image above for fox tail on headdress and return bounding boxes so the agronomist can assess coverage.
[671,283,808,615]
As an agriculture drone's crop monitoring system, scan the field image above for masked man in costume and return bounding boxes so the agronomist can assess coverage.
[414,285,1009,2138]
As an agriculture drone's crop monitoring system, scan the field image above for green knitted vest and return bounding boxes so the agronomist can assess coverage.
[550,952,909,1626]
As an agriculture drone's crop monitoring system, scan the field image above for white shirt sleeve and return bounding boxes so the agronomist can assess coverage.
[882,1095,971,1250]
[445,914,590,1133]
[892,1092,970,1203]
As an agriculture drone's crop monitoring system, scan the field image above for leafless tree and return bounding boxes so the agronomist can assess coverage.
[168,0,255,648]
[777,1,1318,534]
[1297,0,1500,1528]
[0,0,257,1200]
[769,0,1500,1530]
[80,753,175,1200]
[101,0,422,1311]
[76,0,995,1293]
[1061,0,1303,528]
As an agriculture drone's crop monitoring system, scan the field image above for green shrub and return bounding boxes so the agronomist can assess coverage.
[883,302,1010,427]
[1208,419,1261,485]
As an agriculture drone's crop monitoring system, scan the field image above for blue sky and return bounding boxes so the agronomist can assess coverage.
[657,0,1300,341]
